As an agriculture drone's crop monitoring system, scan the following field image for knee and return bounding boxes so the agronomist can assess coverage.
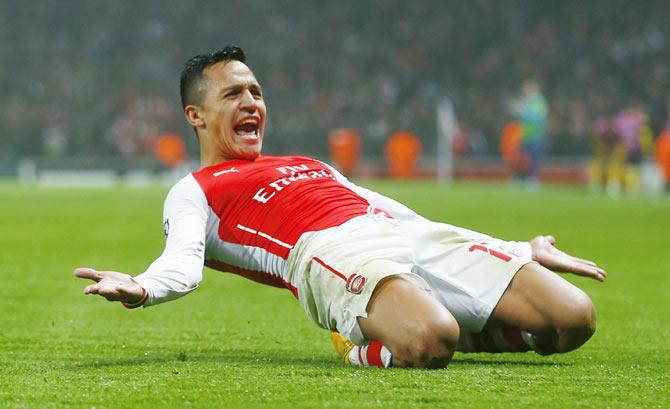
[552,290,596,353]
[394,317,460,369]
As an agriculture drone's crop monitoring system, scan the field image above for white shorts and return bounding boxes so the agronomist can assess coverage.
[286,213,533,344]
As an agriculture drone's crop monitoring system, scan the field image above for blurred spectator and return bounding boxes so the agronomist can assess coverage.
[154,133,187,169]
[42,117,68,157]
[329,128,362,177]
[511,80,548,187]
[590,116,626,196]
[611,106,653,192]
[500,121,527,176]
[656,123,670,193]
[385,131,422,179]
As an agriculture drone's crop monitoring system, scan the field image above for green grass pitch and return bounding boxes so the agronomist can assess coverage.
[1,180,668,408]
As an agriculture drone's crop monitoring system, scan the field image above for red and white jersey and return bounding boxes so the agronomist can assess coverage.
[134,155,424,305]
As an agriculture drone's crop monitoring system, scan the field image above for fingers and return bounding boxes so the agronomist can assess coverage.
[564,252,607,280]
[534,246,607,281]
[567,259,607,282]
[555,246,599,269]
[533,235,555,245]
[541,237,608,281]
[83,281,125,301]
[74,268,131,283]
[74,267,102,282]
[574,258,606,276]
[83,283,98,294]
[75,265,141,305]
[574,267,606,282]
[584,264,607,280]
[81,277,144,304]
[572,257,598,268]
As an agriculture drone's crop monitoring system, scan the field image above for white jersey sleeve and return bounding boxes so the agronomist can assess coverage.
[321,162,425,222]
[133,174,208,307]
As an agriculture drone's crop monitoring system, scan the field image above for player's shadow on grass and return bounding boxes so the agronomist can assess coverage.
[453,357,569,367]
[66,349,337,370]
[67,352,567,370]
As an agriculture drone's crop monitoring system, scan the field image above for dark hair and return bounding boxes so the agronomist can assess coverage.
[179,45,246,108]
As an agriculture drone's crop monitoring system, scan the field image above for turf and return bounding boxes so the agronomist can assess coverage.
[0,180,668,408]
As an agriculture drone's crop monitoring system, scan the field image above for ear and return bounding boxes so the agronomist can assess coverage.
[184,105,205,128]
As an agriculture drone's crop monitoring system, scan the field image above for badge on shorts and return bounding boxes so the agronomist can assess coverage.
[346,274,367,294]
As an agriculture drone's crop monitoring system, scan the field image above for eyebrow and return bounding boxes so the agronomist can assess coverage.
[220,83,263,97]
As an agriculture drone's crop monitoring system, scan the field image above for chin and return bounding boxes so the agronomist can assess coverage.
[238,149,262,160]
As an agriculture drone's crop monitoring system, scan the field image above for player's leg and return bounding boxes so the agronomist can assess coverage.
[330,275,460,368]
[403,218,596,355]
[306,250,458,369]
[488,262,596,354]
[356,276,460,368]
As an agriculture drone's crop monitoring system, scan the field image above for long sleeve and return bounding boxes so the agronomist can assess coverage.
[133,175,209,307]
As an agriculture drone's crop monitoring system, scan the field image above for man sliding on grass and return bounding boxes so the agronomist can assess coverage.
[75,46,606,368]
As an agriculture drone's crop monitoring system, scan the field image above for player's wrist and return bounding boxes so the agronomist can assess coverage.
[529,237,542,261]
[122,286,148,309]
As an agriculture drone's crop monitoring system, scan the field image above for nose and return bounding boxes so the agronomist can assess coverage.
[239,89,257,113]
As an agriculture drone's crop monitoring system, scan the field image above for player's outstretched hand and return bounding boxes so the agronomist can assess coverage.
[530,235,607,282]
[74,267,146,305]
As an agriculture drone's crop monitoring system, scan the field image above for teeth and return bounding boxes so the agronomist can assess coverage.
[233,118,260,137]
[238,118,259,126]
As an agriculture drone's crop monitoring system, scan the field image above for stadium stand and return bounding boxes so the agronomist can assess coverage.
[0,1,668,180]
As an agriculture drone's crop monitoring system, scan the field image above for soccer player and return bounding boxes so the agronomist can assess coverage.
[513,80,548,188]
[75,46,606,369]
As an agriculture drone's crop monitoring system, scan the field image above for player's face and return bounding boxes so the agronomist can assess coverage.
[199,60,266,161]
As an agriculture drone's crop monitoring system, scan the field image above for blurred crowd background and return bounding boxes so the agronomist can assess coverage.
[1,0,669,173]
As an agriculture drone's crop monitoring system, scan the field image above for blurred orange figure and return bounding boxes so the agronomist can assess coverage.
[328,128,361,176]
[154,133,186,168]
[385,131,422,179]
[656,130,670,190]
[500,121,529,174]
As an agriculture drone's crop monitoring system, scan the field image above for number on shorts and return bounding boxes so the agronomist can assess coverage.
[468,244,512,262]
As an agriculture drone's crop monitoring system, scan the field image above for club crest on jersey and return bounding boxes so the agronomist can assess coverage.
[346,274,366,294]
[163,219,170,239]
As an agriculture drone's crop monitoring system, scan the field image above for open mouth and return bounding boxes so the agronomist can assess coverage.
[234,118,260,138]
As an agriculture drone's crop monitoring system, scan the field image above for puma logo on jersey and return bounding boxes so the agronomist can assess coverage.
[213,167,239,176]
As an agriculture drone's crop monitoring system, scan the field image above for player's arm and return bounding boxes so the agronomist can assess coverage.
[74,175,209,307]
